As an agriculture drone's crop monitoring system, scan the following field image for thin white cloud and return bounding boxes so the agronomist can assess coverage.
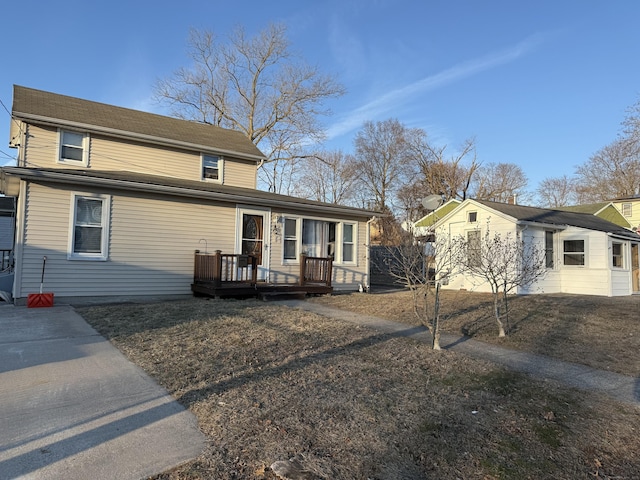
[326,33,548,139]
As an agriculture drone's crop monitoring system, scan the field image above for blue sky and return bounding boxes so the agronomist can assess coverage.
[2,0,640,194]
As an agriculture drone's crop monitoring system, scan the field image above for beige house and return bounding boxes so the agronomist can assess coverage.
[1,86,378,303]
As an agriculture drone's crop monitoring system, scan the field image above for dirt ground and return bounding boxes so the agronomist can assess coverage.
[77,291,640,479]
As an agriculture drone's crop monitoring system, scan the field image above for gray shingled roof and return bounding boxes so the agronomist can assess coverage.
[11,85,265,161]
[1,167,380,218]
[476,200,640,239]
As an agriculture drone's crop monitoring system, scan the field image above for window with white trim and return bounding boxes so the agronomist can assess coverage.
[622,203,632,217]
[612,242,624,268]
[281,217,356,264]
[202,154,223,182]
[342,223,355,263]
[283,218,298,260]
[69,194,110,260]
[545,231,554,268]
[563,239,585,266]
[467,230,481,267]
[59,130,89,166]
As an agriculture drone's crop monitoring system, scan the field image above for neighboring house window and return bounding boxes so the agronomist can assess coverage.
[622,203,632,217]
[545,231,554,268]
[467,230,481,267]
[283,218,298,260]
[69,194,110,260]
[342,223,355,263]
[202,154,223,182]
[468,211,478,223]
[612,242,624,268]
[59,130,89,166]
[563,239,585,266]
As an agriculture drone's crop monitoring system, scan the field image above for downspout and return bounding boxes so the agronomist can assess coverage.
[364,216,377,292]
[12,180,27,302]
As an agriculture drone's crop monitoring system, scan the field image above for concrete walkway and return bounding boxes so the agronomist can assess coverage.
[0,304,205,480]
[281,300,640,408]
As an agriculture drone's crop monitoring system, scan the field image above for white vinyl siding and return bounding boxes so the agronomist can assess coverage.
[19,125,258,186]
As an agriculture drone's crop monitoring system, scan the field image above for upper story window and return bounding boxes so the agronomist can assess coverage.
[202,154,223,183]
[59,130,89,166]
[68,193,110,261]
[563,239,585,266]
[468,211,478,223]
[622,203,632,217]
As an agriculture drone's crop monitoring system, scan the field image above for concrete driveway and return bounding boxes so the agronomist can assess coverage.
[0,304,206,480]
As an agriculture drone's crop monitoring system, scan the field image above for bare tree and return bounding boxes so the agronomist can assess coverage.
[456,224,547,337]
[154,24,345,192]
[411,136,480,201]
[292,150,359,204]
[536,175,578,208]
[353,119,415,212]
[472,162,529,203]
[574,138,640,202]
[380,231,461,349]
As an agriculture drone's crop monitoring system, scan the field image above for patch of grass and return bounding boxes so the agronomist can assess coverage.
[77,296,640,479]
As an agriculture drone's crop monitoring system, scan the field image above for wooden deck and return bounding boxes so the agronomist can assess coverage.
[191,250,333,299]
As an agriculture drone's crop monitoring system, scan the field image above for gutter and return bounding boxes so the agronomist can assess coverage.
[516,220,568,230]
[607,232,640,242]
[1,167,380,218]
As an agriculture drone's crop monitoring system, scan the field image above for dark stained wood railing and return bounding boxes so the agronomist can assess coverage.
[194,250,257,286]
[299,254,333,287]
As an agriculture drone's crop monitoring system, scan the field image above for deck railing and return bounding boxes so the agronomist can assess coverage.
[299,254,333,287]
[194,250,257,287]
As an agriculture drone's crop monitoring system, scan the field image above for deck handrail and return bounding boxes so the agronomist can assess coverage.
[299,254,333,287]
[194,250,257,286]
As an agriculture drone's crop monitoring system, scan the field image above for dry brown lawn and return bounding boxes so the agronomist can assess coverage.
[76,291,640,479]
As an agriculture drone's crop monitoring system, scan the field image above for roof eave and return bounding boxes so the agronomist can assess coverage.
[2,167,379,218]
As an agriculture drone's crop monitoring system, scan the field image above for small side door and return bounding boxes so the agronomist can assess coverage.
[236,207,271,282]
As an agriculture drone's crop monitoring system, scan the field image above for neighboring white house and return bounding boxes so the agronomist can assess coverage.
[434,199,640,296]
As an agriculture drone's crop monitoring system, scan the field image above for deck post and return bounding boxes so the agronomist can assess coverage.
[299,254,307,286]
[214,250,223,287]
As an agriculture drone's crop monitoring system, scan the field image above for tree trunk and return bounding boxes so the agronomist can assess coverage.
[493,291,506,337]
[432,282,442,350]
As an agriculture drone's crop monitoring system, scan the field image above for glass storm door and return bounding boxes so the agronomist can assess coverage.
[237,208,270,281]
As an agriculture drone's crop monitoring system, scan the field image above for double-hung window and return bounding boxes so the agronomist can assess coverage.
[69,194,110,260]
[545,231,554,268]
[563,239,585,266]
[342,223,355,263]
[467,230,481,267]
[202,154,223,182]
[612,242,624,268]
[59,130,89,166]
[283,218,298,261]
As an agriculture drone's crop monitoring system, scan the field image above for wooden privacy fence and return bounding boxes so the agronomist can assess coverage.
[299,254,333,287]
[194,250,257,286]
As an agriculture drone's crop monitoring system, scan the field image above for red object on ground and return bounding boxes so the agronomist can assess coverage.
[27,255,54,308]
[27,292,54,308]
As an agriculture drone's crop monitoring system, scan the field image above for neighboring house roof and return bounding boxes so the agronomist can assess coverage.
[0,167,380,218]
[438,199,640,241]
[558,202,631,229]
[11,85,266,162]
[414,199,461,229]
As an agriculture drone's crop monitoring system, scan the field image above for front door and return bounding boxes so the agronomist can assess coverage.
[237,208,270,281]
[632,243,639,293]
